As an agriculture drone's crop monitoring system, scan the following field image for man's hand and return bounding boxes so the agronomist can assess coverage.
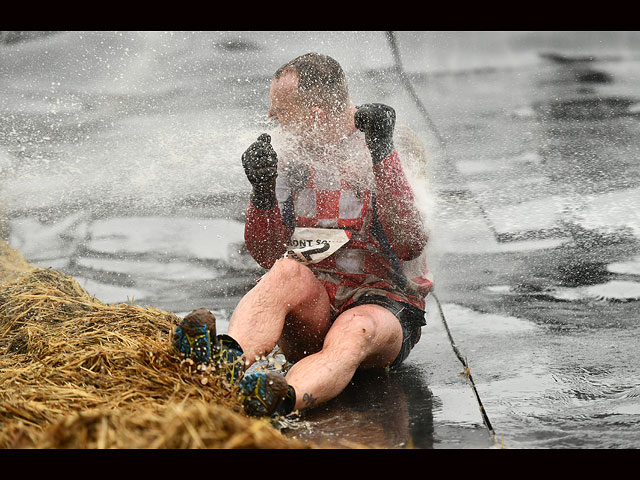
[354,103,396,164]
[242,133,278,210]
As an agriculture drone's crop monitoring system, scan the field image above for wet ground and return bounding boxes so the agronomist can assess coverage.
[2,32,640,448]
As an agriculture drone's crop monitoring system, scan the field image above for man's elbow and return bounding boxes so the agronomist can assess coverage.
[245,241,277,270]
[393,232,428,261]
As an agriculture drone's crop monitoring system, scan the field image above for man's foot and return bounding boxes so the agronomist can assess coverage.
[173,309,245,382]
[173,308,217,365]
[213,334,246,383]
[239,372,296,417]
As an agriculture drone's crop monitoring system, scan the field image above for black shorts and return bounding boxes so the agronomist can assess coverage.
[340,295,426,369]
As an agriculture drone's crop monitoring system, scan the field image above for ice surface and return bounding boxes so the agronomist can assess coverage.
[548,280,640,302]
[76,256,220,281]
[440,303,539,334]
[456,151,543,176]
[573,187,640,238]
[74,276,153,304]
[85,216,244,261]
[607,256,640,276]
[8,212,89,261]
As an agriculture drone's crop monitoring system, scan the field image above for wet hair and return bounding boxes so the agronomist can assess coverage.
[274,52,350,113]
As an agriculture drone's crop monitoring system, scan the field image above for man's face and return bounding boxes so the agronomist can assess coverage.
[268,72,314,136]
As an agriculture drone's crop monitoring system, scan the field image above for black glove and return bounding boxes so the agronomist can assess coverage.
[242,133,278,210]
[285,162,311,193]
[354,103,396,164]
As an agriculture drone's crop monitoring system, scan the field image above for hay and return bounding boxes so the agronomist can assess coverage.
[7,402,309,449]
[0,240,312,449]
[0,239,34,284]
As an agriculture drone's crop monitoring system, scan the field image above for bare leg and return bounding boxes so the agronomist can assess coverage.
[284,304,404,411]
[227,258,332,368]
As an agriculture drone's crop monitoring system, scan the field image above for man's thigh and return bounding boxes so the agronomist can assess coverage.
[276,268,333,363]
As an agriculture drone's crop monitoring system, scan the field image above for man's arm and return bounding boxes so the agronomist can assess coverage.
[241,134,293,269]
[244,202,293,269]
[355,104,428,260]
[372,150,427,260]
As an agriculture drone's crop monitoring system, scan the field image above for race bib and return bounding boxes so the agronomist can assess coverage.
[283,228,352,264]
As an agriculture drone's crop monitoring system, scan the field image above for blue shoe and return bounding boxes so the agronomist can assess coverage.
[173,308,217,365]
[213,334,246,384]
[173,310,247,384]
[239,372,294,417]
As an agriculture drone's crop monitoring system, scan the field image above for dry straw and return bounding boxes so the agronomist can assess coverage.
[0,239,312,449]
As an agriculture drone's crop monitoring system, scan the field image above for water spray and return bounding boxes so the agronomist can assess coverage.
[385,31,499,443]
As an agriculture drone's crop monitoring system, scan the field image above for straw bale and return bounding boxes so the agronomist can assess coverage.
[0,239,34,284]
[7,402,310,449]
[0,254,314,449]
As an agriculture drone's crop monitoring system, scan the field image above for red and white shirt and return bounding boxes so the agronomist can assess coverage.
[244,131,433,314]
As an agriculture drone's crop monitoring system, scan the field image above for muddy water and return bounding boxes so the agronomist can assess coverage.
[2,32,640,448]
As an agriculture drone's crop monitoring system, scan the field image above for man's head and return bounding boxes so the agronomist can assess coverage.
[268,53,354,141]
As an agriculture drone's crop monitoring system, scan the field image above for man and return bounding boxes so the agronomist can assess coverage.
[174,53,433,417]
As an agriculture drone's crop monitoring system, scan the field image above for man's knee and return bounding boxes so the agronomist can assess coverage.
[329,309,404,369]
[331,313,378,345]
[264,258,317,289]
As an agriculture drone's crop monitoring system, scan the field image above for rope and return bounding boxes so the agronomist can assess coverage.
[431,292,496,437]
[385,31,498,440]
[385,31,446,149]
[384,31,503,243]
